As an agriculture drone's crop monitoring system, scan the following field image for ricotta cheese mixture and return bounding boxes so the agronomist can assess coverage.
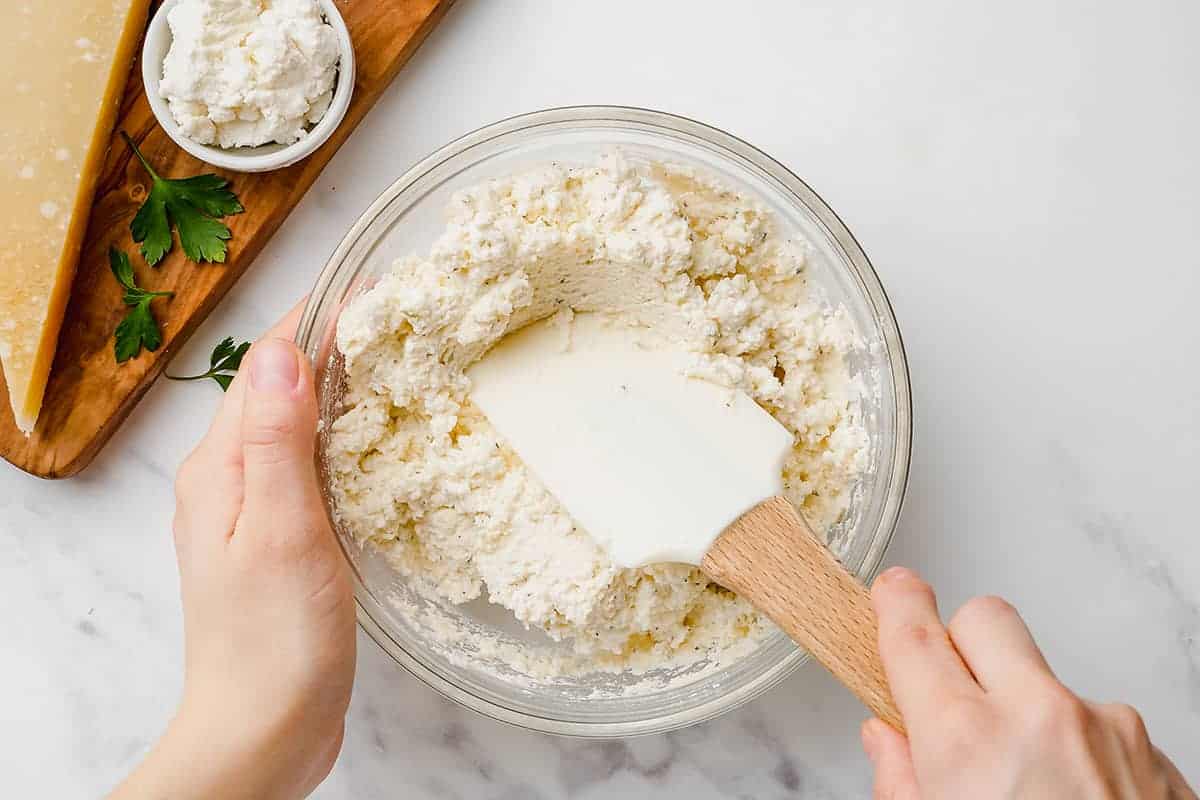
[160,0,339,148]
[329,155,869,675]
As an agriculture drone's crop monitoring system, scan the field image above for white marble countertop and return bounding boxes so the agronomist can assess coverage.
[5,1,1198,796]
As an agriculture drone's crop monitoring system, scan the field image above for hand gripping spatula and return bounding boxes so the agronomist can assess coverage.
[469,313,902,730]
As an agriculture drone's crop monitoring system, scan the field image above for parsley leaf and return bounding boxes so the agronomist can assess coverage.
[122,132,244,266]
[110,248,173,363]
[166,336,252,391]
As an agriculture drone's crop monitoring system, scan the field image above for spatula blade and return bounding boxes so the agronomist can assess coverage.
[468,313,793,568]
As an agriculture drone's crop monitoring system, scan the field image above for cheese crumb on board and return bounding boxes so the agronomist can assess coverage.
[0,0,153,434]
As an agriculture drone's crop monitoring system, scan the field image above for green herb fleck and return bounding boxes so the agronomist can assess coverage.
[166,336,252,391]
[122,132,244,266]
[110,248,173,363]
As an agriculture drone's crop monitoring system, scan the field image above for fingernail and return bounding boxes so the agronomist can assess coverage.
[250,338,300,393]
[861,719,880,762]
[878,566,916,584]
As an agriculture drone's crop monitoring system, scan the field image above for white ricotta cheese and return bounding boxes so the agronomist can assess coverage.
[329,155,870,674]
[159,0,339,149]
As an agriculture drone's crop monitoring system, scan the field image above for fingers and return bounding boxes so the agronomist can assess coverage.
[197,298,310,460]
[174,372,252,555]
[239,336,321,508]
[947,595,1053,693]
[173,300,313,555]
[872,567,982,728]
[235,337,327,556]
[1154,746,1199,800]
[862,718,919,800]
[174,444,243,560]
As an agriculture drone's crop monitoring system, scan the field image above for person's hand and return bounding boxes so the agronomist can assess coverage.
[112,303,356,800]
[863,567,1195,800]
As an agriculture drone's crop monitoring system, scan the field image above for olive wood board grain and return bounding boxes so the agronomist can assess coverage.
[0,0,454,479]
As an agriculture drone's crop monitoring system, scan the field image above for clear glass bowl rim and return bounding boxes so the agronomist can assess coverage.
[297,105,913,738]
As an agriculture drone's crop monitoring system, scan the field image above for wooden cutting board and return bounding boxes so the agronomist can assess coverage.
[0,0,453,479]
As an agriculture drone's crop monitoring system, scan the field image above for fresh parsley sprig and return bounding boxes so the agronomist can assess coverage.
[121,132,244,266]
[110,248,174,363]
[166,337,252,391]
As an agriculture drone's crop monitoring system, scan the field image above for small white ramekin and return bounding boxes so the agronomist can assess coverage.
[141,0,356,173]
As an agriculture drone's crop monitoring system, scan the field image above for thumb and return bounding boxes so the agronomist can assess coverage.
[239,337,321,517]
[862,719,920,800]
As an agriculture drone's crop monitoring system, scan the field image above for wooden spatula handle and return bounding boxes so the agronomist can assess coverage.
[701,496,903,731]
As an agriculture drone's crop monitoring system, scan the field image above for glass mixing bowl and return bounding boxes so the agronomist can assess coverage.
[297,106,911,737]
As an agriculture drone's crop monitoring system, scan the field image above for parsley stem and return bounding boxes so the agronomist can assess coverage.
[166,338,249,390]
[120,131,160,181]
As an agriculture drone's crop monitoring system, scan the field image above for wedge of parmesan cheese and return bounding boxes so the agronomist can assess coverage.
[0,0,152,434]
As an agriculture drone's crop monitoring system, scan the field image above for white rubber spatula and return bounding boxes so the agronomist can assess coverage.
[468,313,903,730]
